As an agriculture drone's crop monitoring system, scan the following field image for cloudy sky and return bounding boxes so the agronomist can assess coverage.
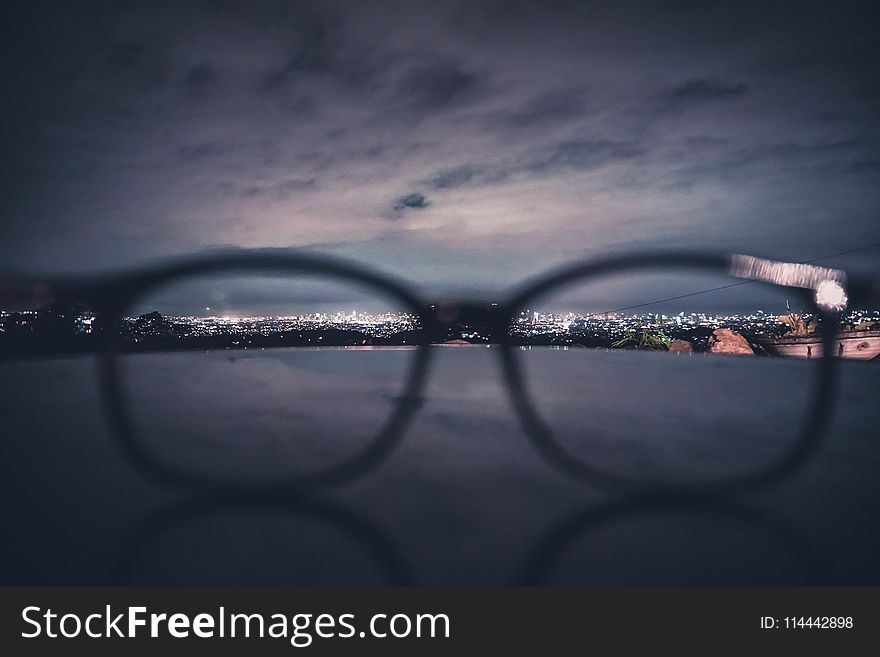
[2,0,878,296]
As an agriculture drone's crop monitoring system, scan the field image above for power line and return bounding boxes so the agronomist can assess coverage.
[598,241,880,315]
[802,241,880,263]
[601,280,750,314]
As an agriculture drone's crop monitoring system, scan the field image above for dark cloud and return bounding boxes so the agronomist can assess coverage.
[258,5,355,94]
[525,139,644,174]
[394,192,430,212]
[185,64,218,93]
[682,136,869,173]
[176,142,232,161]
[655,134,880,197]
[664,78,748,104]
[499,89,588,128]
[425,165,484,190]
[417,138,644,195]
[1,0,878,280]
[397,61,480,109]
[278,178,317,193]
[283,17,337,75]
[220,178,317,200]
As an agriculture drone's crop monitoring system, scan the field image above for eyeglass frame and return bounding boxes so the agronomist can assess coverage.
[3,249,876,492]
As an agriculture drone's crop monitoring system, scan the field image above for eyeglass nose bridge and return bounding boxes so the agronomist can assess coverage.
[423,300,511,344]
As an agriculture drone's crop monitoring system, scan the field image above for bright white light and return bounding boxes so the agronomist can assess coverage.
[815,280,848,311]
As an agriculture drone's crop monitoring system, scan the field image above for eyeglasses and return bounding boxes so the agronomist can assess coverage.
[1,250,877,491]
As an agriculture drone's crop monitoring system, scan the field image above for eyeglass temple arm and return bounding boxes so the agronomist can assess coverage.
[728,254,880,312]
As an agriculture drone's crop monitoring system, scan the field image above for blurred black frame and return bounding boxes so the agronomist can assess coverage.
[3,249,876,492]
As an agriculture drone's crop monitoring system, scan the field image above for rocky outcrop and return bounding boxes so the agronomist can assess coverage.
[707,328,754,355]
[668,339,693,353]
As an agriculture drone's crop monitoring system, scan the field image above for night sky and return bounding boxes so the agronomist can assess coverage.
[2,0,879,297]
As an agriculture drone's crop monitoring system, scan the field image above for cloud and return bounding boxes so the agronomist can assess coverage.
[497,89,588,128]
[525,139,644,174]
[418,138,644,194]
[185,64,218,93]
[425,165,484,190]
[257,4,371,96]
[176,142,233,161]
[396,60,480,109]
[278,178,317,194]
[1,0,878,279]
[219,178,318,200]
[393,192,430,212]
[664,78,748,104]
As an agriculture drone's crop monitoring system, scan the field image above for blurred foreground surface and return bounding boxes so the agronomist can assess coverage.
[0,347,878,585]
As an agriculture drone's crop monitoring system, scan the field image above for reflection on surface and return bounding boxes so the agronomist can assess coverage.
[0,348,878,586]
[121,343,818,487]
[112,493,414,586]
[519,348,814,483]
[123,348,415,484]
[515,490,829,586]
